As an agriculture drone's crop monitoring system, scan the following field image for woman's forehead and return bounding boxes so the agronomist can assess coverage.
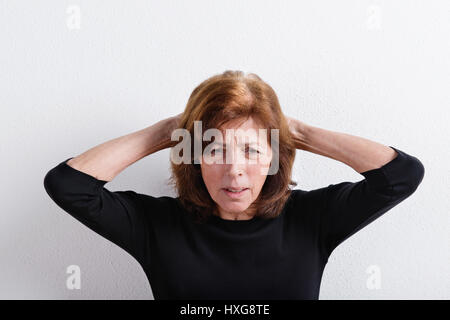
[213,128,269,146]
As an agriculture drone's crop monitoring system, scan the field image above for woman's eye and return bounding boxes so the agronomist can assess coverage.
[246,147,260,154]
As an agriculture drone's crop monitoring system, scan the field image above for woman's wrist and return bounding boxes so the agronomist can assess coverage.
[286,116,311,150]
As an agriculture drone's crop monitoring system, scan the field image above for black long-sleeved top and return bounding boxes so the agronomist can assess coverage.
[43,146,424,300]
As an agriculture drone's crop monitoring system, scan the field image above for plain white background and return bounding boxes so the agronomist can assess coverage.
[1,0,448,299]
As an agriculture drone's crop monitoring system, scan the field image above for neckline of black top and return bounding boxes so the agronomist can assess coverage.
[210,214,261,224]
[206,213,275,234]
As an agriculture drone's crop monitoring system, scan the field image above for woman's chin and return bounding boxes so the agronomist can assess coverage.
[218,203,250,214]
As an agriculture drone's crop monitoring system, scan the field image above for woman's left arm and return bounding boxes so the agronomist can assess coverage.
[286,116,398,173]
[286,116,425,259]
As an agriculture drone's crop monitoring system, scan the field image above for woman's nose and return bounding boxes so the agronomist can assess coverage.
[227,162,244,176]
[225,148,246,175]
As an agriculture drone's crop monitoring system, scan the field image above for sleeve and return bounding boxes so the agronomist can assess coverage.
[43,157,152,266]
[318,146,425,258]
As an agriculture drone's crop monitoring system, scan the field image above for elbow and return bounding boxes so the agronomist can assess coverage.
[404,157,425,195]
[43,168,57,200]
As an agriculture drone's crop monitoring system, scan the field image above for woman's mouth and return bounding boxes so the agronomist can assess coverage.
[223,188,249,198]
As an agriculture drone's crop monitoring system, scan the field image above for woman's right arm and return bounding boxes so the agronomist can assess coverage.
[43,113,182,266]
[66,114,182,182]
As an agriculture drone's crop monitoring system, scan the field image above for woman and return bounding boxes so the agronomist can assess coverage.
[43,70,425,300]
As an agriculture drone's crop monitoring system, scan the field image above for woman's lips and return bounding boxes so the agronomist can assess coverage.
[223,188,249,198]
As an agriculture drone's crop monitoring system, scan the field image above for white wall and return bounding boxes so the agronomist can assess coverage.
[1,0,448,299]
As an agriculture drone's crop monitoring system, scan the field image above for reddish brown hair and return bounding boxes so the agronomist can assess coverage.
[168,70,297,223]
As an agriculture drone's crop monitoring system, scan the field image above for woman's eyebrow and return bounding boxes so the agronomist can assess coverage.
[210,141,260,147]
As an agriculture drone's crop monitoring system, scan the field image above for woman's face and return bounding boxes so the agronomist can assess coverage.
[200,117,273,219]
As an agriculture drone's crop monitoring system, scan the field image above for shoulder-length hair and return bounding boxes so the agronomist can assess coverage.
[168,70,297,223]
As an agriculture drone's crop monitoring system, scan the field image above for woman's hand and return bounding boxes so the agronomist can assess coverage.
[166,112,184,148]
